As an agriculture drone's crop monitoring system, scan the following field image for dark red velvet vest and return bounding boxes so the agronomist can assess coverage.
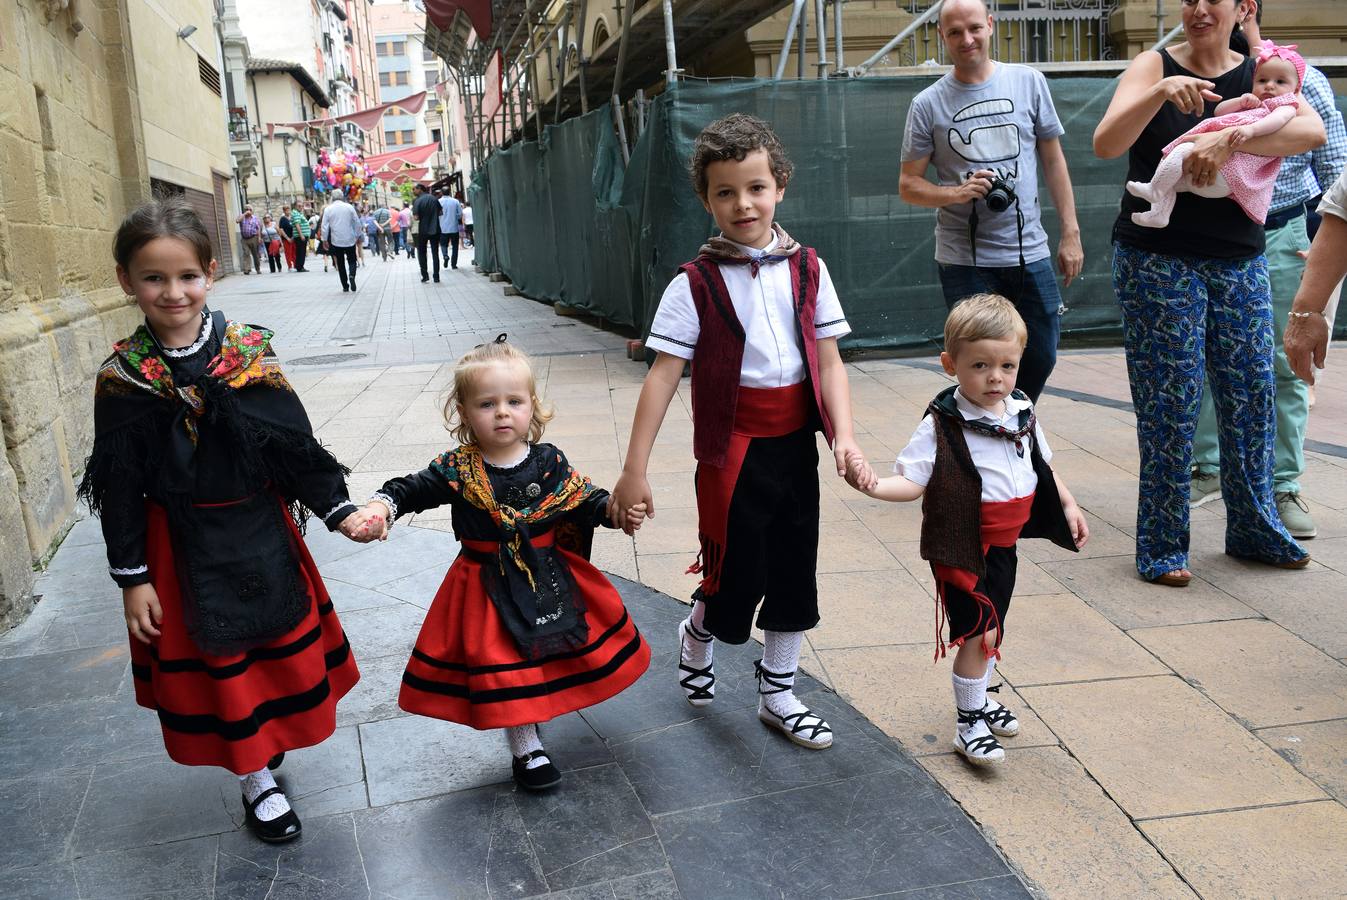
[679,249,835,467]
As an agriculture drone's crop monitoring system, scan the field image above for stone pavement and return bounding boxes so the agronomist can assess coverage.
[4,256,1347,897]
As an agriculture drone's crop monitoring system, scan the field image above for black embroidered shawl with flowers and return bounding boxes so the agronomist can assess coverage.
[79,311,355,654]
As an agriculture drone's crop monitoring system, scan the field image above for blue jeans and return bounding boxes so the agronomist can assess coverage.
[937,257,1062,401]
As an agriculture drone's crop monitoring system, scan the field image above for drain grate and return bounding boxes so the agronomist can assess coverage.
[289,352,368,366]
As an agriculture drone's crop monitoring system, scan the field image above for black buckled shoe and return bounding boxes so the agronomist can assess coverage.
[243,787,302,843]
[267,752,285,771]
[512,750,562,792]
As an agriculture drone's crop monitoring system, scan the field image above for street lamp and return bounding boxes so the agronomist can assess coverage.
[176,24,198,40]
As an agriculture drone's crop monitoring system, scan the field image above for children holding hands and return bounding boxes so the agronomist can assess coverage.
[612,114,863,750]
[846,294,1088,765]
[347,336,651,791]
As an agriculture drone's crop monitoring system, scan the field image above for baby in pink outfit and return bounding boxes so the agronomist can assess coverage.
[1128,41,1306,228]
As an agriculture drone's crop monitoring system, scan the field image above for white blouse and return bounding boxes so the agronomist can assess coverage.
[895,389,1052,502]
[645,234,851,388]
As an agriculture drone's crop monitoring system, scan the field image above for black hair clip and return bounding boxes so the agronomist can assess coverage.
[477,333,509,348]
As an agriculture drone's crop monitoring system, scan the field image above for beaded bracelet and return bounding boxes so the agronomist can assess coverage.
[1288,310,1326,319]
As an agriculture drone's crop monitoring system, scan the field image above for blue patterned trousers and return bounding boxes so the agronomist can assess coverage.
[1112,243,1305,580]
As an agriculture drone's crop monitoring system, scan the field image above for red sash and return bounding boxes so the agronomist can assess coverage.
[689,381,811,595]
[932,494,1033,660]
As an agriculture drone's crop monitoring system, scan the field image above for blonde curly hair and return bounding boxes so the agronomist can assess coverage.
[943,293,1028,358]
[442,336,554,445]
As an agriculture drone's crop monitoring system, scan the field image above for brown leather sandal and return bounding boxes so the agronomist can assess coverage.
[1151,571,1191,587]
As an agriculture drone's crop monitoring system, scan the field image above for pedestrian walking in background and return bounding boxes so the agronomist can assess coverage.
[235,206,262,274]
[412,183,442,282]
[277,204,296,270]
[349,337,651,792]
[374,202,392,260]
[321,193,362,292]
[438,190,463,269]
[81,198,367,844]
[361,208,381,264]
[389,203,403,255]
[290,204,311,272]
[261,215,283,273]
[400,203,414,258]
[462,200,474,248]
[313,205,329,273]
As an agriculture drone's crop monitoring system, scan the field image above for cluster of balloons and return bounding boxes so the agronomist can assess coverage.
[312,149,373,201]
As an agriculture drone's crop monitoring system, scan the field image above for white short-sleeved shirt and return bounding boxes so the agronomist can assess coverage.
[895,389,1052,502]
[645,234,851,388]
[1317,165,1347,222]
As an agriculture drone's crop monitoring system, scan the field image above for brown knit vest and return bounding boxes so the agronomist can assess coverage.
[919,401,1078,576]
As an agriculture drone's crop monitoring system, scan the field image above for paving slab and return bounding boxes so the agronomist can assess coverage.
[921,747,1195,900]
[994,592,1172,687]
[1131,619,1347,728]
[1021,675,1327,819]
[1139,801,1347,898]
[1256,719,1347,803]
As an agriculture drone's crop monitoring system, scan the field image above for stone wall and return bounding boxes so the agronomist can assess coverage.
[0,0,149,629]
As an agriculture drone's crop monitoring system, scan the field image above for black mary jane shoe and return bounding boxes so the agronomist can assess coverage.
[243,787,302,844]
[267,752,285,771]
[511,750,562,792]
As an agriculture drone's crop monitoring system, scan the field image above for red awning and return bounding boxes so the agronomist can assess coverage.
[373,167,430,184]
[365,142,441,172]
[424,0,492,38]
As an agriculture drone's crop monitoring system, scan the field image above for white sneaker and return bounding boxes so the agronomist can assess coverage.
[954,713,1004,766]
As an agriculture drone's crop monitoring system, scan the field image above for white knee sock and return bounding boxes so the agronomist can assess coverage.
[952,671,987,732]
[984,656,999,691]
[505,724,548,769]
[681,601,714,669]
[240,768,291,821]
[759,630,808,718]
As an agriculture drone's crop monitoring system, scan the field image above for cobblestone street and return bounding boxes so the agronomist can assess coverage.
[3,257,1347,897]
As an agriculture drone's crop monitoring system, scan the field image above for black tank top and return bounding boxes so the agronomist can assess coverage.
[1112,49,1262,260]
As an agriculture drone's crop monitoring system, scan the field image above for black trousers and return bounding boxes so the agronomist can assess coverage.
[942,544,1017,646]
[416,233,440,280]
[267,252,281,273]
[293,236,307,271]
[440,232,460,268]
[330,243,358,290]
[696,429,821,645]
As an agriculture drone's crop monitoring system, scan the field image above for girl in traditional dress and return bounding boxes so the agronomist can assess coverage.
[80,199,365,843]
[354,336,651,791]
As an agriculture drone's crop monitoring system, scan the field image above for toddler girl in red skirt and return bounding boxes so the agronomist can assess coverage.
[80,199,366,843]
[354,335,651,791]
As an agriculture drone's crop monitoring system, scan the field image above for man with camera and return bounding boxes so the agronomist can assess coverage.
[899,0,1083,401]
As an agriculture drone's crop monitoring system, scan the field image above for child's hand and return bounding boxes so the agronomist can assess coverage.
[340,505,388,542]
[843,449,878,493]
[1228,124,1255,149]
[123,583,163,644]
[831,437,866,480]
[625,502,648,533]
[611,472,653,534]
[1064,502,1090,549]
[1241,92,1262,110]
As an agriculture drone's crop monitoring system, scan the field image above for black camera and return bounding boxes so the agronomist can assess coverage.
[984,175,1017,213]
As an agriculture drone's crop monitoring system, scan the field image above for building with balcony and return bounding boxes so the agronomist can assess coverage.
[244,58,333,208]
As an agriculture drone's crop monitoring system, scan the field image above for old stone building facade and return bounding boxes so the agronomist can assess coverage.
[0,0,149,628]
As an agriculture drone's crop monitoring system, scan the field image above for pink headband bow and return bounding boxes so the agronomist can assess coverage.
[1256,40,1306,91]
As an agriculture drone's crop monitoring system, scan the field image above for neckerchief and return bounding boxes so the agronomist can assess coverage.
[105,312,278,445]
[698,223,801,279]
[929,386,1036,459]
[432,443,598,588]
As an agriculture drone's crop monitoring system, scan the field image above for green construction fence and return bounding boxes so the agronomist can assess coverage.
[468,77,1347,352]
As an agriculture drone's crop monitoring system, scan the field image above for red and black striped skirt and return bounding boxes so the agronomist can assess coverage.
[131,502,359,775]
[399,536,650,729]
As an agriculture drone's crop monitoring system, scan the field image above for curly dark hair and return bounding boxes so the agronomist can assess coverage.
[689,113,794,198]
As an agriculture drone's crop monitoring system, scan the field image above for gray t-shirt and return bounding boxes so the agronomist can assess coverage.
[901,62,1064,267]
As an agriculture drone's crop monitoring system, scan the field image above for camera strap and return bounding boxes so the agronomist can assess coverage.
[967,199,1026,271]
